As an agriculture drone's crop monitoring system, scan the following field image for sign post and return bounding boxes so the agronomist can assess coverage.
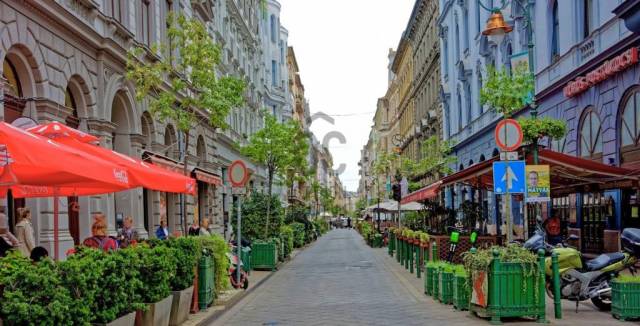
[229,160,249,286]
[495,119,523,244]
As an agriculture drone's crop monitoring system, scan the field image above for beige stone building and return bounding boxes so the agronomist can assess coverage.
[0,0,281,257]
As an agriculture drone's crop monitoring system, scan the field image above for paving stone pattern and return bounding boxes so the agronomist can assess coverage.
[210,229,629,326]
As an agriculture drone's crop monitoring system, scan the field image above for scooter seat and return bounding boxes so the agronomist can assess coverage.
[586,252,625,271]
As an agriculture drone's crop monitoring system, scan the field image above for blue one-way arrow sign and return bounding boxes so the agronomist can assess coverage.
[493,161,525,194]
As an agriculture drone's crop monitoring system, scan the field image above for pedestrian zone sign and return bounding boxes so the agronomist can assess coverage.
[493,161,525,194]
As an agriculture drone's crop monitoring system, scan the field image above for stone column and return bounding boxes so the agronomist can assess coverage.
[86,119,118,235]
[30,197,74,260]
[129,134,149,239]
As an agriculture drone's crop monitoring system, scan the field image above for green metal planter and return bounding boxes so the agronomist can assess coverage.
[241,247,251,274]
[388,233,395,256]
[425,265,436,296]
[251,241,278,271]
[197,254,215,309]
[469,251,546,324]
[612,280,640,321]
[373,234,383,248]
[453,274,470,311]
[432,267,440,300]
[439,269,453,304]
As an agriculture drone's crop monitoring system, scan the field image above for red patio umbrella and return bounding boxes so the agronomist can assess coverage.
[29,122,196,195]
[0,122,132,259]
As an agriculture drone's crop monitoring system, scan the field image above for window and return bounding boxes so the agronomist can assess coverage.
[463,8,470,51]
[477,68,484,114]
[455,19,461,62]
[464,81,472,123]
[551,1,560,62]
[583,0,593,39]
[444,101,451,138]
[579,108,603,158]
[3,59,22,97]
[505,43,513,76]
[457,92,463,131]
[141,0,151,46]
[111,0,122,22]
[270,15,276,43]
[475,0,481,35]
[443,37,449,74]
[271,60,277,86]
[272,105,277,117]
[620,87,640,148]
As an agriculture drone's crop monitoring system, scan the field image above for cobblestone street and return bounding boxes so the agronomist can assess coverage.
[211,229,470,325]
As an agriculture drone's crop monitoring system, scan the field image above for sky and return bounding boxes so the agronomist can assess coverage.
[278,0,415,192]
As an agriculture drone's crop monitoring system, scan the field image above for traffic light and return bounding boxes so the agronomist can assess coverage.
[392,183,401,201]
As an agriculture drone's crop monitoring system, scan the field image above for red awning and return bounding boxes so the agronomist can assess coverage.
[0,122,131,192]
[30,123,196,195]
[441,156,498,188]
[401,181,442,204]
[193,168,223,186]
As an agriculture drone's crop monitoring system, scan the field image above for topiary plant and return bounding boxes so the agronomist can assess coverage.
[58,247,104,324]
[0,251,75,325]
[198,234,230,294]
[135,244,178,303]
[161,237,201,291]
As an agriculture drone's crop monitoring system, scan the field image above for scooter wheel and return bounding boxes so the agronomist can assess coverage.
[243,278,249,290]
[591,296,611,311]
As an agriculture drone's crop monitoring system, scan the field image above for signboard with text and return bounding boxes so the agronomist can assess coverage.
[525,165,550,203]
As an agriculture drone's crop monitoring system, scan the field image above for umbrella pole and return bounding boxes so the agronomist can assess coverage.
[54,189,59,261]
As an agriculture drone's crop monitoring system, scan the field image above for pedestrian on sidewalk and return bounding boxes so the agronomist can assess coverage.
[15,207,35,257]
[0,213,19,257]
[188,217,201,236]
[83,214,118,252]
[116,216,139,248]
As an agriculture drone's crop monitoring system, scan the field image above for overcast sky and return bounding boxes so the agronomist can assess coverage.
[278,0,415,192]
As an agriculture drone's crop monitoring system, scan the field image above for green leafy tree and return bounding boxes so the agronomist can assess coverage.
[480,64,534,117]
[320,185,335,215]
[241,115,308,237]
[126,13,245,232]
[518,116,567,143]
[235,191,284,240]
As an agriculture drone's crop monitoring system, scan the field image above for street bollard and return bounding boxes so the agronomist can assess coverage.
[537,249,548,323]
[416,245,421,278]
[552,252,562,319]
[489,250,501,325]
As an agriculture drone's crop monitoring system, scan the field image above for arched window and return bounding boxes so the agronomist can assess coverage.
[443,35,449,75]
[164,125,177,160]
[551,1,560,62]
[492,148,499,157]
[582,0,593,39]
[479,154,486,162]
[579,108,603,159]
[455,18,461,62]
[462,7,470,51]
[477,66,484,114]
[620,87,640,165]
[64,86,79,128]
[459,164,464,172]
[270,14,277,43]
[457,92,463,131]
[3,59,22,97]
[505,42,513,76]
[464,81,472,123]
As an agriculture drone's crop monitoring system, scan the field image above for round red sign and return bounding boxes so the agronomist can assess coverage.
[228,160,249,187]
[495,119,523,152]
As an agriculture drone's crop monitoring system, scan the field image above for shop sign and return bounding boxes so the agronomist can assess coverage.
[525,165,550,203]
[564,47,639,98]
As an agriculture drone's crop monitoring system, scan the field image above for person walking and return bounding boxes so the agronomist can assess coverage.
[15,208,35,257]
[188,217,201,236]
[0,213,19,257]
[82,214,118,252]
[116,216,139,248]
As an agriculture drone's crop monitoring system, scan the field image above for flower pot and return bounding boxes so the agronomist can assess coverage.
[612,280,640,321]
[169,286,194,326]
[92,311,136,326]
[136,295,173,326]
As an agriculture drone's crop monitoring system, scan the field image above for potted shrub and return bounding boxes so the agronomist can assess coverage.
[162,238,199,326]
[135,244,178,326]
[0,251,77,325]
[452,264,470,311]
[84,247,144,326]
[463,245,545,324]
[612,275,640,321]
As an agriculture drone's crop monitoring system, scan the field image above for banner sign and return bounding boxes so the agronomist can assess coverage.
[564,47,638,98]
[526,165,550,203]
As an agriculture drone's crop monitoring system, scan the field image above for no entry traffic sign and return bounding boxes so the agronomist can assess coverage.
[228,160,249,187]
[495,119,523,152]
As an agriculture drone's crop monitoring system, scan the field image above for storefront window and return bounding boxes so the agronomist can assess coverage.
[3,59,22,97]
[620,88,640,166]
[579,108,602,158]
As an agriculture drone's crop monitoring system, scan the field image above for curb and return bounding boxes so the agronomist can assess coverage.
[195,244,308,325]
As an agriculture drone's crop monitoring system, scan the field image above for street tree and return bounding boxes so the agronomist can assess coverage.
[241,115,309,238]
[126,14,245,232]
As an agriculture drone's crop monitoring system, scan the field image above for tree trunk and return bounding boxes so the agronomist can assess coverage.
[182,129,190,236]
[265,167,273,239]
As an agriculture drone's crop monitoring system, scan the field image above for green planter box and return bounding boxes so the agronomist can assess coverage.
[251,242,278,271]
[439,270,453,304]
[612,280,640,321]
[432,268,440,299]
[241,247,251,274]
[470,261,545,323]
[425,265,435,295]
[197,254,215,310]
[372,234,383,248]
[388,233,396,256]
[453,274,470,311]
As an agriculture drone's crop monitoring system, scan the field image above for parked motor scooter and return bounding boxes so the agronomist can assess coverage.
[524,225,640,311]
[446,223,478,262]
[227,245,249,290]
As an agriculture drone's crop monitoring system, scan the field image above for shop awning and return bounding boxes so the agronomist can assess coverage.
[401,181,442,204]
[192,168,223,186]
[29,123,196,195]
[366,200,424,211]
[438,148,638,192]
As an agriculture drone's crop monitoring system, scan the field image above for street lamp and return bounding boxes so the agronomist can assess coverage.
[482,9,512,46]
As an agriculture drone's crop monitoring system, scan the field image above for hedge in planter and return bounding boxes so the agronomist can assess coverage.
[290,222,306,248]
[438,263,454,304]
[452,265,470,311]
[251,240,278,271]
[463,245,545,324]
[279,225,294,259]
[0,251,76,325]
[160,237,200,292]
[612,275,640,321]
[198,235,230,295]
[425,261,447,297]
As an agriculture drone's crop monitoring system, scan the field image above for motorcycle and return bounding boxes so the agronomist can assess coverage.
[227,245,249,290]
[524,225,640,311]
